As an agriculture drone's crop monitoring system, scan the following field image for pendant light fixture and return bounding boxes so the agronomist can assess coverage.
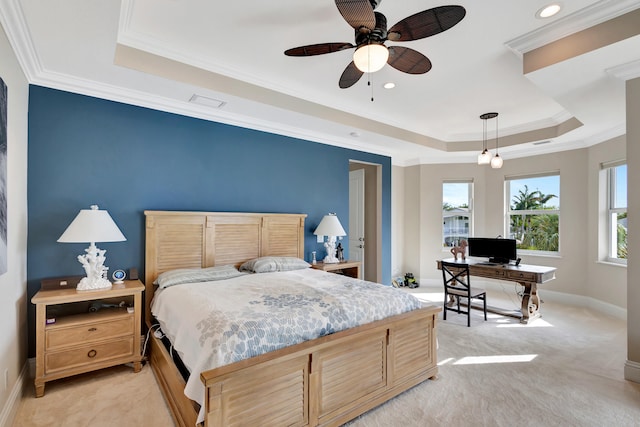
[477,113,494,165]
[490,113,503,169]
[478,112,502,169]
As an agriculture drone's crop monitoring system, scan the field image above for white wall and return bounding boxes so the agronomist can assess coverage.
[396,138,627,309]
[626,77,640,382]
[391,165,405,278]
[587,135,627,308]
[0,22,28,427]
[402,165,421,279]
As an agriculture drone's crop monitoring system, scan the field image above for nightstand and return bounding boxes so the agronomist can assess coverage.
[311,260,361,279]
[31,279,144,397]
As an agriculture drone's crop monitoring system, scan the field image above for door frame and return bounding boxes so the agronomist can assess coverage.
[349,160,382,283]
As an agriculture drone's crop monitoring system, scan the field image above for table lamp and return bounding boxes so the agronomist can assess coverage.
[57,205,126,291]
[313,213,346,264]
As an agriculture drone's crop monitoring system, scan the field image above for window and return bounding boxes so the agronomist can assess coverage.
[606,163,627,263]
[507,174,560,253]
[443,181,473,247]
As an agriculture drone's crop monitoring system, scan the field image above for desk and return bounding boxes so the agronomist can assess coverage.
[437,258,556,324]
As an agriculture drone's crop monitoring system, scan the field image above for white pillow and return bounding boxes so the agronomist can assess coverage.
[239,256,310,273]
[154,265,246,289]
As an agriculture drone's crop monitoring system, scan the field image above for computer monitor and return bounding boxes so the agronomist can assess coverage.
[467,237,517,264]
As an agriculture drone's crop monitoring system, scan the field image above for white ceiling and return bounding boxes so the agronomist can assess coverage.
[2,0,640,165]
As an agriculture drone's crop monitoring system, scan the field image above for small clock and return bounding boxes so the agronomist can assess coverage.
[112,269,126,284]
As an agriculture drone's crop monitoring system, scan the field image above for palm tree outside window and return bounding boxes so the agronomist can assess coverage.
[507,174,560,253]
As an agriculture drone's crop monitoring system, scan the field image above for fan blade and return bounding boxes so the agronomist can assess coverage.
[388,5,466,42]
[335,0,376,30]
[387,46,432,74]
[285,43,354,56]
[339,61,364,88]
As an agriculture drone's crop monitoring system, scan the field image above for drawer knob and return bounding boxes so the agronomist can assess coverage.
[88,327,97,332]
[87,349,97,358]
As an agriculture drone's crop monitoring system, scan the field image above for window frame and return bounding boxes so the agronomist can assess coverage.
[442,180,474,249]
[506,172,560,255]
[605,162,627,265]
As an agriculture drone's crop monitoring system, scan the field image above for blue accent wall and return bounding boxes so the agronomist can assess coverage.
[27,85,392,355]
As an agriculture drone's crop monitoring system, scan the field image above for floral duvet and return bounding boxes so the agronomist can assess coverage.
[151,267,422,421]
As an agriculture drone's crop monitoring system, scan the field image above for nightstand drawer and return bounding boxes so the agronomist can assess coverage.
[45,337,134,374]
[46,315,134,350]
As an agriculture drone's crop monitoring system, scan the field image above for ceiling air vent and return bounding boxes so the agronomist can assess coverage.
[533,140,551,145]
[189,95,226,109]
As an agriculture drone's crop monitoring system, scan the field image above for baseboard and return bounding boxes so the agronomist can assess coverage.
[416,278,627,320]
[0,361,28,427]
[624,360,640,383]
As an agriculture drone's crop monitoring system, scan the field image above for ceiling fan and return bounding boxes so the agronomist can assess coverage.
[284,1,466,89]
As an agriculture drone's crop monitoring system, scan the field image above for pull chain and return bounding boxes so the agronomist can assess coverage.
[368,74,374,102]
[366,41,374,102]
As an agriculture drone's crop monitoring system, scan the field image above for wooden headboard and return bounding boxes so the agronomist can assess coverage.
[144,211,307,324]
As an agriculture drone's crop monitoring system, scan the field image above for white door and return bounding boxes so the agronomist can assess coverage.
[349,169,365,270]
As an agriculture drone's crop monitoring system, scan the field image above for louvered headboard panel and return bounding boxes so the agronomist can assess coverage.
[144,211,307,325]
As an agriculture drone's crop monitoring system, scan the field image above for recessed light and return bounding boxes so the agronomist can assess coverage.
[383,82,395,89]
[536,3,562,19]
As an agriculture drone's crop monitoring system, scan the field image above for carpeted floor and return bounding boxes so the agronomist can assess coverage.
[13,287,640,426]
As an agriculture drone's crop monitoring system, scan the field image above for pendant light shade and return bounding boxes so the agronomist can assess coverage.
[478,149,491,165]
[491,153,503,168]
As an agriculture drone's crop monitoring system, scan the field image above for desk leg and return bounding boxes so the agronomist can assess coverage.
[520,282,541,324]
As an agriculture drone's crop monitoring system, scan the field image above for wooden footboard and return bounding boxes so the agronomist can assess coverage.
[201,306,439,427]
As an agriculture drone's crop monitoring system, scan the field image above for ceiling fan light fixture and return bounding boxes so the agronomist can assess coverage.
[353,44,389,73]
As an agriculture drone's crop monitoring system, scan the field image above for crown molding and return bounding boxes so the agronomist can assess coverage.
[505,0,640,57]
[447,110,574,141]
[2,0,626,168]
[0,0,396,160]
[0,0,43,81]
[606,59,640,81]
[583,123,626,146]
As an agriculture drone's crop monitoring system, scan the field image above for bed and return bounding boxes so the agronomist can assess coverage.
[144,210,440,427]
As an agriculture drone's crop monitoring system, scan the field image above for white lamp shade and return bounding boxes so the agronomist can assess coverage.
[477,149,491,165]
[491,154,504,169]
[353,44,389,73]
[313,214,346,237]
[58,205,126,243]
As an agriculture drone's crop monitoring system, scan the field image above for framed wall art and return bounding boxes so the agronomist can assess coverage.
[0,77,7,275]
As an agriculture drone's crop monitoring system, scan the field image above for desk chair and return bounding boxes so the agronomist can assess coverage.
[441,261,487,327]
